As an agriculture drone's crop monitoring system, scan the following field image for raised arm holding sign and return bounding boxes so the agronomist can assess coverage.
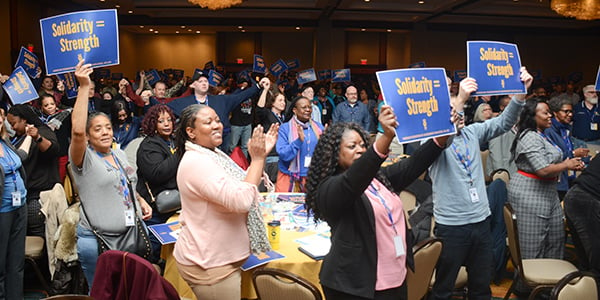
[467,41,525,96]
[376,68,455,144]
[595,65,600,91]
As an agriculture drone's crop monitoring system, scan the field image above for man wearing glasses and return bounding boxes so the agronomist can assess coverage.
[572,85,600,146]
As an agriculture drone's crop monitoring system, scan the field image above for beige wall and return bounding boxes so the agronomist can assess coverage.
[347,32,381,65]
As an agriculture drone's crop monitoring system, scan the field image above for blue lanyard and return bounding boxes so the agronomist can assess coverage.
[450,136,474,186]
[538,131,563,155]
[272,111,283,124]
[367,182,398,235]
[94,150,132,209]
[560,128,573,155]
[10,135,25,147]
[583,102,598,122]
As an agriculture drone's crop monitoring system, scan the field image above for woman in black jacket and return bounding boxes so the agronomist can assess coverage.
[305,106,450,300]
[135,104,180,265]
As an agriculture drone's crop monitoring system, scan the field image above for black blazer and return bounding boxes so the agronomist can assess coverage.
[135,135,180,201]
[315,139,444,298]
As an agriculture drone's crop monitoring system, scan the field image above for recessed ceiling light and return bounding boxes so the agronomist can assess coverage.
[387,29,392,32]
[128,10,133,13]
[241,29,246,32]
[188,29,192,32]
[196,30,201,33]
[115,4,120,8]
[181,26,186,29]
[418,0,425,4]
[149,28,154,31]
[238,26,243,29]
[364,0,370,2]
[100,0,105,2]
[295,27,300,30]
[139,25,144,28]
[361,28,366,31]
[154,31,158,34]
[176,31,179,34]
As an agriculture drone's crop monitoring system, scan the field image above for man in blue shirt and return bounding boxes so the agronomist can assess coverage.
[428,68,532,300]
[572,85,600,146]
[332,85,370,131]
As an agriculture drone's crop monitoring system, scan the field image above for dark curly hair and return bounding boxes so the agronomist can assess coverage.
[510,97,548,158]
[305,122,395,222]
[141,104,176,136]
[8,104,44,127]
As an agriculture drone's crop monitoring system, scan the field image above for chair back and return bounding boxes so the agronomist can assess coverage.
[252,267,322,300]
[42,295,94,300]
[400,190,417,212]
[550,271,598,300]
[407,238,442,300]
[503,203,525,279]
[491,168,510,185]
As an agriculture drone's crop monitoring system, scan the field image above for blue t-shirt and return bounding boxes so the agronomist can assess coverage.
[0,143,27,212]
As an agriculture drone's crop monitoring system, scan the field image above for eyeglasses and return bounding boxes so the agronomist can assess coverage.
[586,91,597,94]
[559,109,573,114]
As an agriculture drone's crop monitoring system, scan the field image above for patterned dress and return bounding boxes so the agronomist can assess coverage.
[508,130,564,259]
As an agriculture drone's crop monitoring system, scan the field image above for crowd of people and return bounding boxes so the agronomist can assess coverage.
[0,58,598,300]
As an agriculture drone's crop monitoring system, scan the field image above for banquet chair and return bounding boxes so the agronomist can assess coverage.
[399,190,417,213]
[25,235,51,293]
[252,267,322,300]
[549,271,598,300]
[503,203,578,300]
[406,238,442,300]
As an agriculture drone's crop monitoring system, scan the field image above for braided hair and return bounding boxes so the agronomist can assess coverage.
[510,97,547,159]
[305,122,395,222]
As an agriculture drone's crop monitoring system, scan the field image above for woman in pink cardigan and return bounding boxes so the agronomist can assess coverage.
[173,104,278,300]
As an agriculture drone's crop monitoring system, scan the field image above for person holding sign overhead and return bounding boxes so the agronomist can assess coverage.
[304,106,453,300]
[428,67,532,300]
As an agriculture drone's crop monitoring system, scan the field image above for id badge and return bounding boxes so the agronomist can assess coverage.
[11,191,21,206]
[322,108,327,115]
[591,123,598,131]
[393,235,406,257]
[124,209,135,227]
[469,187,480,203]
[304,156,312,168]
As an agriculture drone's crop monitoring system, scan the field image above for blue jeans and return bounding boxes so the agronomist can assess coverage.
[228,124,251,156]
[429,217,493,300]
[77,225,99,291]
[0,205,26,300]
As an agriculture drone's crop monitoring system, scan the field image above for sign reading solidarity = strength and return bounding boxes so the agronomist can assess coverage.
[40,9,119,75]
[467,41,525,96]
[3,67,40,105]
[376,68,455,144]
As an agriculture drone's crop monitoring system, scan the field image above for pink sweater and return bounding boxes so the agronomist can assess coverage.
[174,149,258,269]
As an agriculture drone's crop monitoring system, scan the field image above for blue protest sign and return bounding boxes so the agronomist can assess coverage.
[238,70,250,83]
[409,62,426,68]
[40,9,119,75]
[332,69,351,83]
[56,72,78,99]
[146,69,161,86]
[595,66,600,91]
[376,68,455,143]
[208,70,224,87]
[297,68,317,85]
[2,67,40,104]
[253,54,266,74]
[204,61,215,70]
[269,59,288,78]
[15,47,42,79]
[286,59,300,70]
[318,69,331,80]
[453,70,467,82]
[467,41,525,96]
